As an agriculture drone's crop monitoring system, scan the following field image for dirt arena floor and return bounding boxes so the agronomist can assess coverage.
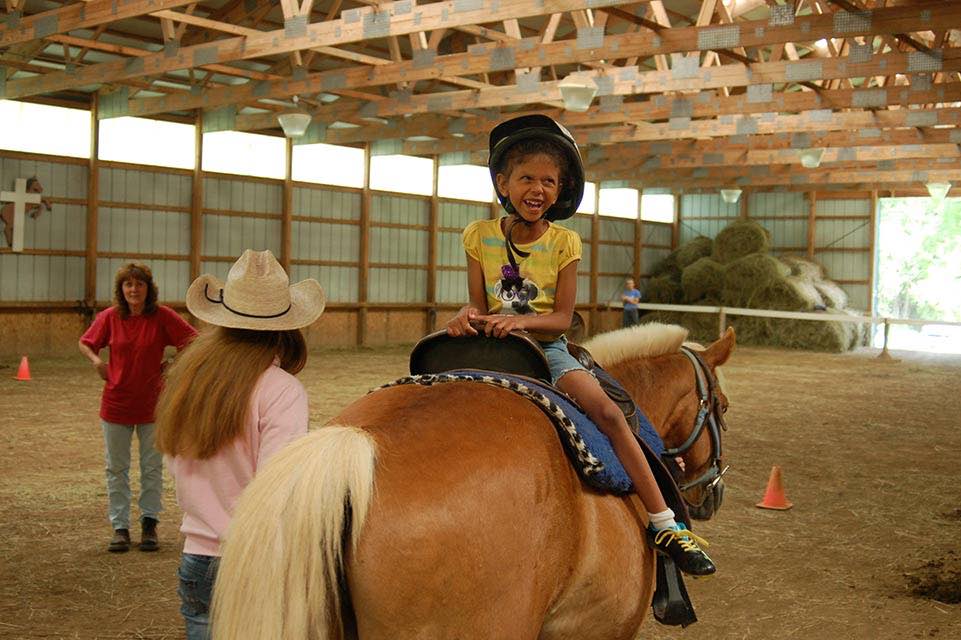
[1,341,960,639]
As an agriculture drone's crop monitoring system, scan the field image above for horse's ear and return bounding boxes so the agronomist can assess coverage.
[703,326,736,369]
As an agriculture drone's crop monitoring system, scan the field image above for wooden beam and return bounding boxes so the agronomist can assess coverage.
[113,1,961,120]
[4,0,642,100]
[190,111,203,282]
[867,188,877,315]
[427,155,439,333]
[85,96,99,307]
[0,0,199,49]
[358,143,371,347]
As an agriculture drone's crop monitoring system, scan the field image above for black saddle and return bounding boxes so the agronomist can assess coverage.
[409,325,552,383]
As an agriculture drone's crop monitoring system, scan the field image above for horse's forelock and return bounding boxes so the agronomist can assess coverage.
[582,322,689,368]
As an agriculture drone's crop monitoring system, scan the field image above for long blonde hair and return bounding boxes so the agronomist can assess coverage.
[156,326,307,459]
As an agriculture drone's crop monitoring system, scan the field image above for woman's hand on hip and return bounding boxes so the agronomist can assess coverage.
[95,360,108,381]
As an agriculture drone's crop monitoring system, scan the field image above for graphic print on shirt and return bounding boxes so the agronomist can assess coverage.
[494,263,539,315]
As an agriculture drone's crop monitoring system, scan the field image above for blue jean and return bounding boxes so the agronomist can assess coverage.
[540,336,592,384]
[178,553,219,640]
[623,308,640,327]
[101,421,163,530]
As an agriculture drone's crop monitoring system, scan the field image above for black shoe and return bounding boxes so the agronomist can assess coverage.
[139,517,159,552]
[647,524,716,577]
[108,528,130,553]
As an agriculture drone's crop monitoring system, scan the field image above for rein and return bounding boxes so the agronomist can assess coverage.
[663,346,729,493]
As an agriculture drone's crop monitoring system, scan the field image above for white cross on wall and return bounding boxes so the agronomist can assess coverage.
[1,178,41,253]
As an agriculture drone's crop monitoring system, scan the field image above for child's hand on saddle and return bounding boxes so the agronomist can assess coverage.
[477,314,525,339]
[447,307,480,337]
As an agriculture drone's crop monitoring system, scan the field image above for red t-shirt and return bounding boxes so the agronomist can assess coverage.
[81,305,197,424]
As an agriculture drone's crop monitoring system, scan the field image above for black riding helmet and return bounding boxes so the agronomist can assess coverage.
[488,114,585,222]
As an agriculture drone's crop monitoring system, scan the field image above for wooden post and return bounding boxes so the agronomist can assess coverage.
[357,143,371,346]
[589,187,600,332]
[671,190,681,250]
[190,111,203,282]
[634,193,643,281]
[281,137,293,273]
[867,189,878,315]
[84,96,100,308]
[426,155,439,334]
[739,188,749,219]
[806,190,817,260]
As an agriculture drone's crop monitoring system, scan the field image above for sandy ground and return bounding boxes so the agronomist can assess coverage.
[1,343,959,639]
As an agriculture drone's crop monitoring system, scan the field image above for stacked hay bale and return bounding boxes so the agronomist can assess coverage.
[641,220,867,352]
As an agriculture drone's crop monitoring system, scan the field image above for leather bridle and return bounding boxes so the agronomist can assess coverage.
[663,346,729,494]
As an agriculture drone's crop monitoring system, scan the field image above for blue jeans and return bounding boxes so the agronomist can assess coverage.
[623,308,640,327]
[540,336,591,384]
[178,553,219,640]
[101,421,163,530]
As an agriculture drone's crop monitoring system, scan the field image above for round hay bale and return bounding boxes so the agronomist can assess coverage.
[813,280,848,309]
[712,220,771,263]
[644,310,716,343]
[779,254,825,281]
[645,276,682,304]
[681,257,725,303]
[771,317,850,352]
[721,254,790,306]
[730,316,775,346]
[676,236,713,269]
[752,276,825,311]
[839,308,870,348]
[651,252,682,281]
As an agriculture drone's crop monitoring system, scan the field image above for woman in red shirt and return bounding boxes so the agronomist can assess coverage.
[79,263,197,553]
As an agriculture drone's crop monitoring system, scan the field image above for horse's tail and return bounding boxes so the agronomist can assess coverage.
[211,426,377,640]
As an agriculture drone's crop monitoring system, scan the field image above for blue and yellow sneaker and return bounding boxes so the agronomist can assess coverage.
[647,523,716,576]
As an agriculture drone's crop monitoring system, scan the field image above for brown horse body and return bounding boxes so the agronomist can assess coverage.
[212,325,734,640]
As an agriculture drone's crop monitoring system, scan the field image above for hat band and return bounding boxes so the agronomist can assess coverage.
[205,284,292,319]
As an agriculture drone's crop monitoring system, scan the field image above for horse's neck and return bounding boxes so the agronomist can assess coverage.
[607,356,688,437]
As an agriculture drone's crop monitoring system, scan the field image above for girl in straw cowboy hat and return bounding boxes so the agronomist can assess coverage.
[155,249,325,640]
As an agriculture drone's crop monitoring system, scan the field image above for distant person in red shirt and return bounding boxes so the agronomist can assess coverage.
[79,262,197,553]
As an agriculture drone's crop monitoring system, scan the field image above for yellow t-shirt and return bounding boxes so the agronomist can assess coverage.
[462,218,582,336]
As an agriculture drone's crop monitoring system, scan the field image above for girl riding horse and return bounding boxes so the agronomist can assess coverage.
[446,114,714,577]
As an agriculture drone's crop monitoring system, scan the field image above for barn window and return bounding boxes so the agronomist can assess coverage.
[202,130,286,179]
[292,143,365,188]
[369,154,433,196]
[599,184,639,219]
[577,181,597,215]
[0,100,89,158]
[99,116,195,169]
[437,164,493,202]
[640,193,675,223]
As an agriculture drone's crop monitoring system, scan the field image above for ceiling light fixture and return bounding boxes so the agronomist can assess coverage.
[926,181,951,202]
[558,74,598,112]
[799,148,825,169]
[720,188,742,203]
[277,96,312,138]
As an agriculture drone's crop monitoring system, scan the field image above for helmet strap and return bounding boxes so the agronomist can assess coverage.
[504,216,532,272]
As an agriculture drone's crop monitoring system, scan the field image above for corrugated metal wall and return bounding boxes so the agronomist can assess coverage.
[436,200,488,303]
[748,191,809,253]
[560,213,593,305]
[679,193,738,243]
[1,157,87,301]
[98,166,193,300]
[290,185,361,303]
[597,217,635,305]
[815,198,872,310]
[641,223,672,277]
[368,194,428,303]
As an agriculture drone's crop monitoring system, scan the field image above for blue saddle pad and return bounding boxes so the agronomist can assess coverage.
[377,370,666,494]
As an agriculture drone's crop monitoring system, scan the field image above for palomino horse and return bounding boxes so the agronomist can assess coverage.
[212,323,734,640]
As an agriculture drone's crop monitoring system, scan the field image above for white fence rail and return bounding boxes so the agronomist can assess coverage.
[630,303,961,357]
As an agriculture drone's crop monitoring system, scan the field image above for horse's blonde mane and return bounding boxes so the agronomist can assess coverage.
[582,322,689,368]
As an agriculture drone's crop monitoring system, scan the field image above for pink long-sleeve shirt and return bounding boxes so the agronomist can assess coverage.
[167,363,309,557]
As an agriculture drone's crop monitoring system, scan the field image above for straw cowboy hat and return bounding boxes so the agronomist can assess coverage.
[186,249,325,331]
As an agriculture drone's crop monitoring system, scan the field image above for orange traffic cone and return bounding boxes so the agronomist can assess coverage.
[756,465,793,510]
[14,355,31,381]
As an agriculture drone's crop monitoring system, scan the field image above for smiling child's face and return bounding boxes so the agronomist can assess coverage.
[496,153,562,223]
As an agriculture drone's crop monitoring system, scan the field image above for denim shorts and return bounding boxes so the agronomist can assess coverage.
[539,336,591,384]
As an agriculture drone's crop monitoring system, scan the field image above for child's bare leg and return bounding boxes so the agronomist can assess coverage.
[1,208,13,247]
[556,369,716,576]
[555,370,667,511]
